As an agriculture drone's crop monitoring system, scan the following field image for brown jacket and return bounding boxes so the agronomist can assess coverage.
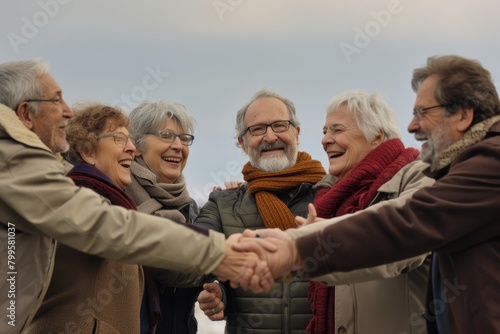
[293,122,500,333]
[26,245,144,333]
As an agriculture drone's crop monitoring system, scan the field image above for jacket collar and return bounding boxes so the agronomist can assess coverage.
[424,118,500,180]
[0,103,52,152]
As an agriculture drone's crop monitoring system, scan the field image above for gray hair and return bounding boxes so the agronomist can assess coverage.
[235,88,300,147]
[326,90,401,141]
[412,55,500,125]
[0,58,50,115]
[129,100,197,151]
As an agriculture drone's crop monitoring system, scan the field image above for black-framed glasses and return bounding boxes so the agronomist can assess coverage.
[147,129,195,146]
[244,120,294,136]
[98,132,136,146]
[25,98,61,105]
[413,104,448,120]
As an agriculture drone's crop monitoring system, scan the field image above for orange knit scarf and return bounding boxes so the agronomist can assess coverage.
[242,151,325,230]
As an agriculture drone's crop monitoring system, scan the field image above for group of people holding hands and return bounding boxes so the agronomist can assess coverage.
[1,53,499,334]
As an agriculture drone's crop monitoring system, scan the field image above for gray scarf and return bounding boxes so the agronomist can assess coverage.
[125,156,191,223]
[432,115,500,171]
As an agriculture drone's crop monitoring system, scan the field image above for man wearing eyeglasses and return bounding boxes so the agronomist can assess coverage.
[236,55,500,334]
[195,89,326,333]
[0,60,273,334]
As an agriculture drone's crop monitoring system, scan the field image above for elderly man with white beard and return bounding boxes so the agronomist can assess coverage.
[195,89,326,333]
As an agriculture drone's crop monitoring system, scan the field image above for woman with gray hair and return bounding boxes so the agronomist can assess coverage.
[125,100,201,334]
[303,90,433,334]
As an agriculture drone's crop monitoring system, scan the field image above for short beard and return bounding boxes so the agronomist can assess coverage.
[248,140,298,172]
[420,122,453,165]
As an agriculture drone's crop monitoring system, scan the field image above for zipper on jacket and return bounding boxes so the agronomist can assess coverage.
[283,282,289,333]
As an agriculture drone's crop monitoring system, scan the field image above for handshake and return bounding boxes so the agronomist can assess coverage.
[211,228,301,293]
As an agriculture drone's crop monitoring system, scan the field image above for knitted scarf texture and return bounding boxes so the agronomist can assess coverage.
[67,162,137,209]
[242,151,325,230]
[125,156,192,224]
[431,115,500,171]
[307,139,420,334]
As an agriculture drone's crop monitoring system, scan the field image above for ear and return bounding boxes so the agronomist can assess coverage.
[238,136,248,154]
[371,130,385,149]
[80,148,97,165]
[295,126,301,145]
[456,108,474,133]
[15,102,35,130]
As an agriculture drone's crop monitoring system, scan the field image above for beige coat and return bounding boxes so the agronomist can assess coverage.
[288,160,435,334]
[0,104,226,334]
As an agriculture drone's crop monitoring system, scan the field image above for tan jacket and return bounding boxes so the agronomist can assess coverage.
[26,245,145,334]
[287,160,434,334]
[0,104,226,333]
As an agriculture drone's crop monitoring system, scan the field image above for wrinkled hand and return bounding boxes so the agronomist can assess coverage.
[295,203,325,227]
[213,181,244,191]
[197,282,225,321]
[212,233,274,293]
[233,235,300,279]
[242,228,291,241]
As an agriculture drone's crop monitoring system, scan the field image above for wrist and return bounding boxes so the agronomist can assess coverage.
[289,239,302,271]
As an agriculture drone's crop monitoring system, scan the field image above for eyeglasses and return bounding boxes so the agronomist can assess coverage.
[412,104,448,120]
[147,129,195,146]
[244,120,294,136]
[98,132,136,146]
[25,98,61,105]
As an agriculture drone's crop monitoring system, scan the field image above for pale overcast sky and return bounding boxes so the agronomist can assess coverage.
[2,0,500,205]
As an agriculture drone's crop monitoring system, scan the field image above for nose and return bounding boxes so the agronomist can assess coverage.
[321,132,334,147]
[124,139,136,154]
[262,128,278,142]
[407,116,420,134]
[61,98,74,118]
[170,136,183,150]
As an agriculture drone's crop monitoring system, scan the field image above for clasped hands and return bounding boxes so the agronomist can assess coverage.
[212,203,321,294]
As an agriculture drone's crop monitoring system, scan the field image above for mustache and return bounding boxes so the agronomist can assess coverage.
[414,132,428,141]
[258,140,286,153]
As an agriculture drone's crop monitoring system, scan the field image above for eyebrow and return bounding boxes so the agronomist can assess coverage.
[325,123,347,129]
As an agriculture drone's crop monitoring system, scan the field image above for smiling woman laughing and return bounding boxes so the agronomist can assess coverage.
[27,102,159,334]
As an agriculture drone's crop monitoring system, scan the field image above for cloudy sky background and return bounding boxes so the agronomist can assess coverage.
[2,0,500,206]
[2,1,500,332]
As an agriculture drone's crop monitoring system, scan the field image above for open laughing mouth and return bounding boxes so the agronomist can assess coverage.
[119,159,132,168]
[162,157,182,164]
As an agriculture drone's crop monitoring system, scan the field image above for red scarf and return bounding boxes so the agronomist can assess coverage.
[307,139,419,333]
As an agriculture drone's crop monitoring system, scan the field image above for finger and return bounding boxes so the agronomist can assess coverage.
[235,267,253,290]
[253,260,273,289]
[212,186,222,191]
[203,282,218,293]
[295,216,307,227]
[209,306,225,321]
[223,181,243,190]
[233,238,278,253]
[242,229,259,237]
[200,297,222,311]
[248,274,263,294]
[197,291,213,303]
[303,203,317,226]
[308,203,317,219]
